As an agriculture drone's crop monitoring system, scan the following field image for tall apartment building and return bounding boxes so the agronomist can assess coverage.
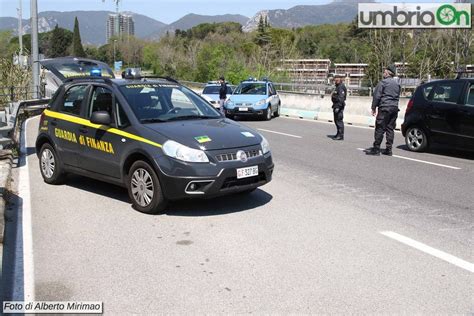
[279,59,331,85]
[106,13,135,43]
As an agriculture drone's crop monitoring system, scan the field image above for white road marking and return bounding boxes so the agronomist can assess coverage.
[380,231,474,273]
[282,116,402,133]
[356,148,461,170]
[21,117,36,300]
[257,128,302,138]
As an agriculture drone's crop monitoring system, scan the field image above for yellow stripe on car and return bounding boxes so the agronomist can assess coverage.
[43,109,163,148]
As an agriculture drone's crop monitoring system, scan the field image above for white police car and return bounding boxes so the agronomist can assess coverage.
[225,78,281,120]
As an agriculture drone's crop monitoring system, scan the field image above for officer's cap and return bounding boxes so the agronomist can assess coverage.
[385,64,397,76]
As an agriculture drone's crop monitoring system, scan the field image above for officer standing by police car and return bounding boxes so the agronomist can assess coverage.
[365,64,401,156]
[219,76,227,115]
[331,75,347,140]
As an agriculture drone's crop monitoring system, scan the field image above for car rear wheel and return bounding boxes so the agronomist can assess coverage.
[405,126,429,152]
[264,105,272,121]
[128,160,167,214]
[39,143,65,184]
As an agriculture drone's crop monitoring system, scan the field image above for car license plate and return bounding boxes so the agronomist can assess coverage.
[239,107,248,111]
[236,166,259,179]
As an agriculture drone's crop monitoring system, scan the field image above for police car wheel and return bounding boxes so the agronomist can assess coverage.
[274,103,280,117]
[264,106,272,121]
[39,143,65,185]
[128,161,167,214]
[405,126,429,152]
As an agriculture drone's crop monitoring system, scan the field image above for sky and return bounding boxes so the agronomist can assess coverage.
[0,0,457,24]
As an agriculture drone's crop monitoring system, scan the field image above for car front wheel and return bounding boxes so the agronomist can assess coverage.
[274,103,281,117]
[39,143,65,184]
[405,126,429,152]
[128,160,167,214]
[264,105,272,121]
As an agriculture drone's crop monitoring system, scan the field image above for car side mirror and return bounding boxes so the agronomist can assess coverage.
[90,111,111,125]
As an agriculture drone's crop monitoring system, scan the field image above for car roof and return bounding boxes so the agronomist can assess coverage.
[420,78,474,86]
[240,80,270,84]
[63,77,180,87]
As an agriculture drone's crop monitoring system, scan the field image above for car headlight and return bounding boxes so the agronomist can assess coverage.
[260,136,270,154]
[163,140,209,163]
[255,99,267,106]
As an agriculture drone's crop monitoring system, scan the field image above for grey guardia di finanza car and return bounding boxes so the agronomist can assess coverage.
[36,59,274,214]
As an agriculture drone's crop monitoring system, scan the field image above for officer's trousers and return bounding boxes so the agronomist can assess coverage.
[333,107,344,136]
[373,107,398,149]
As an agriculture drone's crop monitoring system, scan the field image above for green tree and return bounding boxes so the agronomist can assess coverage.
[49,24,72,57]
[255,16,271,46]
[71,17,85,57]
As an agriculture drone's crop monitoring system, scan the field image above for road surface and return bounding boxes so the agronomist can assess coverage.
[2,115,473,314]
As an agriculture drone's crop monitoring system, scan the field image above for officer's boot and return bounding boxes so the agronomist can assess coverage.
[381,147,392,156]
[365,147,380,156]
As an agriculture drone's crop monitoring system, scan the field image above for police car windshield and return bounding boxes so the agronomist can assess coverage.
[234,83,267,95]
[119,83,221,122]
[202,86,233,94]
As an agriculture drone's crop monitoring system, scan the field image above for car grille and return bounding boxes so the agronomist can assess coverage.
[215,149,262,162]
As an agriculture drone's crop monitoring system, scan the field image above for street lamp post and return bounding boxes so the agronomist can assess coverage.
[30,0,39,98]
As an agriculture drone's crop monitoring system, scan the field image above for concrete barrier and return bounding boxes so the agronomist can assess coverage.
[278,91,409,129]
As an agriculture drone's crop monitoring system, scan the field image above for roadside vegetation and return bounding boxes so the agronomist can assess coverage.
[0,14,473,93]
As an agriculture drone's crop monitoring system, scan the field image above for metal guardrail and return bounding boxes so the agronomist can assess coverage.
[0,85,46,108]
[180,80,374,96]
[0,99,50,149]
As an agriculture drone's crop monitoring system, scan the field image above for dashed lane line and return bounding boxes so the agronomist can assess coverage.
[356,148,461,170]
[257,128,303,139]
[381,231,474,273]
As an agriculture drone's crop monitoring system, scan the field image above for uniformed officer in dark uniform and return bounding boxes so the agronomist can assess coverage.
[365,65,401,156]
[331,75,347,140]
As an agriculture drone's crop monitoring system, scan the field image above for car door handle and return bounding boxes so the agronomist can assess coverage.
[79,128,88,134]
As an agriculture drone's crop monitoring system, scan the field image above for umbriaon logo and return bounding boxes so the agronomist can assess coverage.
[358,3,471,28]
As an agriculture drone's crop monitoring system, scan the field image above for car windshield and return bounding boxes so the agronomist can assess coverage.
[202,86,233,95]
[234,83,267,95]
[119,83,221,122]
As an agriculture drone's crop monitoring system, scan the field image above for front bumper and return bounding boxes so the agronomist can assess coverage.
[154,148,274,200]
[226,107,265,116]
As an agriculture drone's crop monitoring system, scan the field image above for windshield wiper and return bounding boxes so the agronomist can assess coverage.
[164,115,218,122]
[140,118,166,123]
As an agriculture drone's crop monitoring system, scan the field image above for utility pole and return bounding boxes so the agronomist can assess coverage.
[18,0,23,62]
[30,0,40,98]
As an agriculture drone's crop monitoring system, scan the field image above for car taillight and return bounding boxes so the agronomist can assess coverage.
[405,98,414,114]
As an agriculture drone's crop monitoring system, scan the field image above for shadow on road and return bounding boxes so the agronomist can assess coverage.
[1,191,25,302]
[64,175,273,217]
[396,144,474,160]
[165,189,273,217]
[64,175,130,203]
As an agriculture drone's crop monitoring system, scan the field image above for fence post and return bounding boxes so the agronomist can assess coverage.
[10,86,14,102]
